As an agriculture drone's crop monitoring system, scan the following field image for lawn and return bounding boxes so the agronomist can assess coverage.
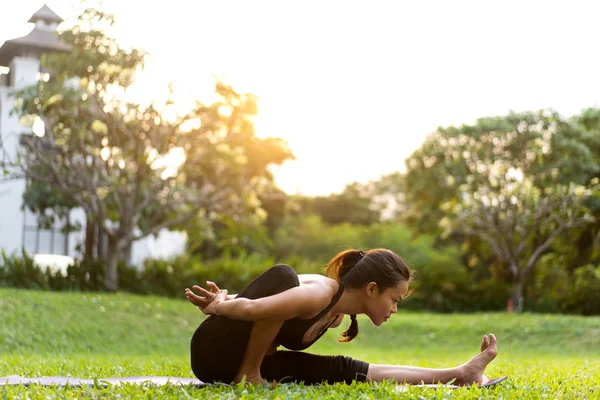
[1,288,598,399]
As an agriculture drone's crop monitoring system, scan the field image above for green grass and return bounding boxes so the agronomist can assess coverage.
[1,288,598,399]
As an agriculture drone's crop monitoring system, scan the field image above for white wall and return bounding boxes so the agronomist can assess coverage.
[0,57,39,257]
[66,207,87,258]
[0,177,26,256]
[130,230,187,267]
[10,56,39,91]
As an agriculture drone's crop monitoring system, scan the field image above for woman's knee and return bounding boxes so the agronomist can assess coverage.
[266,264,299,286]
[260,264,299,293]
[238,264,299,299]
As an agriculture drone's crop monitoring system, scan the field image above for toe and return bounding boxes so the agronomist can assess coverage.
[486,334,498,357]
[481,335,490,352]
[480,336,488,352]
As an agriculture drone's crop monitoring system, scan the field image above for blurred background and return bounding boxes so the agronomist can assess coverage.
[1,0,599,316]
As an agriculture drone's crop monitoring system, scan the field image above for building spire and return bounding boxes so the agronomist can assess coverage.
[28,4,64,25]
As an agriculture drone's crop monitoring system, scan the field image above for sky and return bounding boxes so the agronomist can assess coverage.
[2,0,600,196]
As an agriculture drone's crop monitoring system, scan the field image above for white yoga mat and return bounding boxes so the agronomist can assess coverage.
[0,375,208,387]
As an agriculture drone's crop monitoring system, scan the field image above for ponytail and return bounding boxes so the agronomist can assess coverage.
[325,249,364,282]
[325,249,364,343]
[339,314,359,343]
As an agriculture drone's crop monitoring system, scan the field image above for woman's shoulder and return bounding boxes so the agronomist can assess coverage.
[270,264,339,298]
[298,273,339,297]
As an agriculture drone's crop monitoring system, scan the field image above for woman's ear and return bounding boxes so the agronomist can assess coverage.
[365,281,379,297]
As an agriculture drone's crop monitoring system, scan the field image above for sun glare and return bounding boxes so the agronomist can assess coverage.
[32,116,45,137]
[4,0,595,196]
[148,147,186,180]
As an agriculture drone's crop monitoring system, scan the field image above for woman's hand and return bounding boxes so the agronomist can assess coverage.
[200,288,229,315]
[185,281,226,310]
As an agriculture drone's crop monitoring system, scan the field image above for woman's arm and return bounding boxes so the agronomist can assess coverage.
[235,318,283,384]
[186,283,332,321]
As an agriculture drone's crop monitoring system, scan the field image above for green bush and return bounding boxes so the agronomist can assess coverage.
[273,215,361,263]
[0,249,318,300]
[563,264,600,315]
[525,253,570,313]
[273,216,502,312]
[64,258,106,291]
[3,216,597,315]
[117,251,317,298]
[0,249,50,290]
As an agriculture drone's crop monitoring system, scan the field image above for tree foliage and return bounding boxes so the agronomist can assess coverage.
[4,8,292,290]
[403,110,600,310]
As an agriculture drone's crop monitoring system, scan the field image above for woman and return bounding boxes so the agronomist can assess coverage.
[185,248,498,385]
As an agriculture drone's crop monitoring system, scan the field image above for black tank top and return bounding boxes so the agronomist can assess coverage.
[273,283,345,351]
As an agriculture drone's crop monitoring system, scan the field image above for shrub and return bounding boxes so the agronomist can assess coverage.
[0,249,50,290]
[563,264,600,315]
[4,217,595,315]
[525,253,570,313]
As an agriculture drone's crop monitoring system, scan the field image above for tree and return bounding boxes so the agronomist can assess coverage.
[410,109,600,311]
[441,177,597,312]
[21,178,78,231]
[179,83,293,258]
[313,182,381,225]
[569,108,600,266]
[288,179,394,227]
[368,171,407,222]
[4,8,292,291]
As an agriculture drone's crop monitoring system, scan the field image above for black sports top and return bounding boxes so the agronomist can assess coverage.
[273,282,345,351]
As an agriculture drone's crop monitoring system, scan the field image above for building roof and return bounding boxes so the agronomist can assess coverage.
[28,4,64,24]
[0,5,70,67]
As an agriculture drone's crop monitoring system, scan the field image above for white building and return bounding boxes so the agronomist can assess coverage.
[0,5,186,270]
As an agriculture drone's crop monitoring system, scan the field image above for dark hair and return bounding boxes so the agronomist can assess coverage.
[325,248,412,343]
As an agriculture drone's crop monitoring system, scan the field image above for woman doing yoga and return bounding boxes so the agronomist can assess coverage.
[185,248,498,385]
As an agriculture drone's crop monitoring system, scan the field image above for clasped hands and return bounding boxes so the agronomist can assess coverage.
[185,281,228,315]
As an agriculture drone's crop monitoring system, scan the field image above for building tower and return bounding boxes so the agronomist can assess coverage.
[0,5,71,256]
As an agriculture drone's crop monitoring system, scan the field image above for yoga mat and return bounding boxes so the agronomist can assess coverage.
[1,374,507,389]
[0,375,209,388]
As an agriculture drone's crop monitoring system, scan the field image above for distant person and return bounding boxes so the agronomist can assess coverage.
[185,248,498,385]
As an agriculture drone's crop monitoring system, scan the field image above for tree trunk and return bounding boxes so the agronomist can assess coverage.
[97,228,106,259]
[512,279,524,313]
[104,237,120,292]
[122,242,132,266]
[84,217,95,260]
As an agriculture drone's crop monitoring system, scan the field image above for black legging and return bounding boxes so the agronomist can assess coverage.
[190,264,369,384]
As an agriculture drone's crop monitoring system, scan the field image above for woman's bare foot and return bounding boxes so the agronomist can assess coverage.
[234,371,266,385]
[455,333,498,386]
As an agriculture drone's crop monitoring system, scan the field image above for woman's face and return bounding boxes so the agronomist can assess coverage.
[365,280,409,326]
